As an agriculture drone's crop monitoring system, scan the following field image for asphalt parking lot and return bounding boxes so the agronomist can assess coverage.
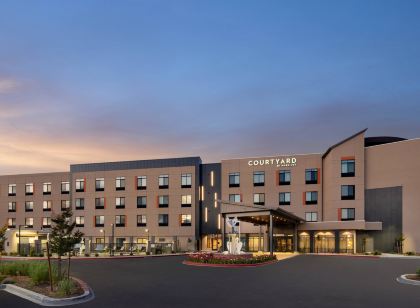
[1,255,420,308]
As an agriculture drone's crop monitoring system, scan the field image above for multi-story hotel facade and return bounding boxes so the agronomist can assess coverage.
[1,129,420,255]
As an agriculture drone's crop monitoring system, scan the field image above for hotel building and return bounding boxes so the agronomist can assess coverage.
[1,129,420,254]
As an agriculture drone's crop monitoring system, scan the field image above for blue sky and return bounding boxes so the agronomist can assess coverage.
[1,0,419,173]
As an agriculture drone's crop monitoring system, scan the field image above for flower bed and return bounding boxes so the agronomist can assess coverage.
[186,252,276,265]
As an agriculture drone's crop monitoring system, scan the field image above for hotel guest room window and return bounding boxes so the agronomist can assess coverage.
[229,194,241,203]
[137,176,147,190]
[75,179,85,192]
[115,177,125,190]
[305,169,318,184]
[25,183,34,195]
[253,193,265,206]
[95,178,105,191]
[305,191,318,205]
[43,182,52,195]
[159,175,169,189]
[181,173,192,188]
[253,171,265,186]
[8,184,16,196]
[229,172,240,187]
[341,185,355,200]
[341,208,355,221]
[158,214,169,226]
[279,170,291,185]
[137,196,147,208]
[279,192,291,205]
[341,160,355,177]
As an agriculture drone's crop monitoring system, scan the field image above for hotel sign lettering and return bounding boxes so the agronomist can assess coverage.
[247,157,297,167]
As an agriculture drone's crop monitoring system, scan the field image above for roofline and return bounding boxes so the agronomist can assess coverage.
[322,128,368,159]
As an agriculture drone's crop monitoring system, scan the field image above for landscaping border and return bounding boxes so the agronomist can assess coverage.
[0,276,94,306]
[396,274,420,286]
[182,259,278,268]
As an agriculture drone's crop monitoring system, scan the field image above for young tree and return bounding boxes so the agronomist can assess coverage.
[49,208,84,280]
[0,224,7,264]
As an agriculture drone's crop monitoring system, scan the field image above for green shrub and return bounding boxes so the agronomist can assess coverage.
[0,261,30,276]
[416,268,420,277]
[28,262,50,285]
[373,250,382,255]
[57,278,77,296]
[405,251,415,256]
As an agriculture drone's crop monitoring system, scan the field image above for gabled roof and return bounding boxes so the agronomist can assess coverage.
[322,128,367,159]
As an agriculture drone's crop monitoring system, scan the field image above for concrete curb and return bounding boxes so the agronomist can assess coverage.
[304,253,380,259]
[396,274,420,286]
[0,277,94,306]
[182,259,278,268]
[1,253,187,261]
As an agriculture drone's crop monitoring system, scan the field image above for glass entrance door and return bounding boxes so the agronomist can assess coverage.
[274,236,294,252]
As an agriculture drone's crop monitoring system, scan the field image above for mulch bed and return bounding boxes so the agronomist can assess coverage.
[405,275,420,281]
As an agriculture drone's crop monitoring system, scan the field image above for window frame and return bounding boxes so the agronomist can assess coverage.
[305,169,318,185]
[279,170,291,185]
[158,214,169,226]
[279,192,291,206]
[95,178,105,192]
[158,175,169,189]
[228,172,240,187]
[115,177,125,191]
[341,159,355,177]
[341,185,355,200]
[253,193,265,206]
[181,173,192,188]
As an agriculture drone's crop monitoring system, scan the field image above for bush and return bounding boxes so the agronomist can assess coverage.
[373,250,382,255]
[405,251,415,256]
[0,261,30,276]
[28,262,50,285]
[57,278,77,296]
[187,253,276,265]
[416,268,420,277]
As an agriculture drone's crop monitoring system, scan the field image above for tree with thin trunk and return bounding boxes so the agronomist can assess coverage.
[0,224,7,265]
[49,208,84,280]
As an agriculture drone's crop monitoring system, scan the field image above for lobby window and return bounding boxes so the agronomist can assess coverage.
[159,175,169,189]
[305,212,318,222]
[181,173,192,188]
[8,202,16,212]
[95,197,105,209]
[341,185,355,200]
[158,195,169,208]
[305,192,318,205]
[61,200,70,211]
[61,182,70,194]
[42,217,52,228]
[229,194,241,203]
[253,193,265,206]
[181,195,192,207]
[253,171,265,187]
[115,215,126,227]
[75,198,85,210]
[158,214,169,227]
[341,159,355,177]
[116,177,125,191]
[25,183,34,196]
[137,196,147,208]
[8,218,16,228]
[8,184,16,196]
[75,216,84,227]
[95,178,105,192]
[75,179,85,192]
[116,197,125,209]
[43,182,52,195]
[305,169,318,184]
[229,172,240,187]
[341,208,355,221]
[25,217,34,228]
[279,192,291,206]
[137,176,146,190]
[43,200,52,211]
[95,215,105,227]
[180,214,192,226]
[25,201,34,212]
[137,215,147,227]
[279,170,291,185]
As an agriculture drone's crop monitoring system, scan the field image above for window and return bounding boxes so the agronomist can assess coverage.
[61,200,70,211]
[95,178,105,191]
[341,160,355,177]
[61,182,70,194]
[210,171,214,187]
[25,201,34,212]
[253,193,265,206]
[279,170,291,185]
[137,196,147,208]
[229,194,241,203]
[279,192,291,205]
[116,177,125,191]
[116,197,125,209]
[8,218,16,228]
[137,215,147,227]
[341,185,355,200]
[115,215,126,227]
[158,214,169,226]
[180,214,192,226]
[253,171,265,186]
[95,215,104,227]
[42,217,51,228]
[25,183,34,195]
[229,173,240,187]
[159,195,169,208]
[8,184,16,196]
[159,175,169,189]
[181,195,192,207]
[75,198,85,210]
[43,182,52,195]
[75,179,85,192]
[75,216,84,227]
[8,202,16,212]
[305,192,318,205]
[43,200,52,211]
[305,169,318,184]
[95,197,105,209]
[25,217,34,228]
[181,173,192,188]
[305,212,318,222]
[341,208,355,221]
[137,176,146,190]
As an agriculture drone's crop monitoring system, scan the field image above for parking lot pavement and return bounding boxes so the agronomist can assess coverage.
[1,255,420,308]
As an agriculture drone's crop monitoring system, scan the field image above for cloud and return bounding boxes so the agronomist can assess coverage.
[0,77,19,94]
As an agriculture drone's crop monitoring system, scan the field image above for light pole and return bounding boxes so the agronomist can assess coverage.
[111,223,115,257]
[18,225,28,256]
[100,229,105,252]
[145,228,149,254]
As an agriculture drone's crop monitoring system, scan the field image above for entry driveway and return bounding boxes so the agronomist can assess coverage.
[1,255,420,307]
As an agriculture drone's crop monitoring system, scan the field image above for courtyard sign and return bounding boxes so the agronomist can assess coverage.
[247,157,297,167]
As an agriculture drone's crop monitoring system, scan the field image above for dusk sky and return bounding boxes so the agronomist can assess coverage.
[1,1,420,174]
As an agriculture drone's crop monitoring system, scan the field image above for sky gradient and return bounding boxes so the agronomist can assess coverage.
[1,0,420,174]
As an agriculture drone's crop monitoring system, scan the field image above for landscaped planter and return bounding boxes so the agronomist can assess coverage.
[397,274,420,286]
[184,252,277,267]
